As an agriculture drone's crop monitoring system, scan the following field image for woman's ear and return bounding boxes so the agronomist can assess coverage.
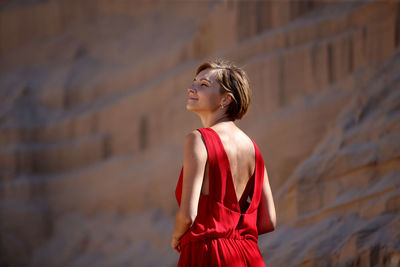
[223,94,233,106]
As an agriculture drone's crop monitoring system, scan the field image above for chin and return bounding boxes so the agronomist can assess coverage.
[186,105,198,113]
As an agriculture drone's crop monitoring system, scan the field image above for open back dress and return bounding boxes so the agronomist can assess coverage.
[175,127,266,266]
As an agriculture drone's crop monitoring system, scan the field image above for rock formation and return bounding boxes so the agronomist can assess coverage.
[0,0,399,266]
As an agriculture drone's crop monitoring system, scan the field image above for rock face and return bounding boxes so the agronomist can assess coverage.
[0,0,399,266]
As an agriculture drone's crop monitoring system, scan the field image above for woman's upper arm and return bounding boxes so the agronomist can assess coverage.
[261,165,277,228]
[179,130,208,222]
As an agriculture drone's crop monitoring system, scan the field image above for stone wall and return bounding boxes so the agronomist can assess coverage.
[0,0,399,266]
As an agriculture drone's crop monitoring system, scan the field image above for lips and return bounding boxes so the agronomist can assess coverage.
[188,97,198,100]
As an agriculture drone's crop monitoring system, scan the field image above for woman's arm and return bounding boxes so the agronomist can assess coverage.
[257,165,277,235]
[171,130,207,253]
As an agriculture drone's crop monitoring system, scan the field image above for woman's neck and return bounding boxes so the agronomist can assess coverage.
[201,116,234,128]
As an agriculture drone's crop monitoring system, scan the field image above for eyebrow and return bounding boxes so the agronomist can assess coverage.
[193,77,212,83]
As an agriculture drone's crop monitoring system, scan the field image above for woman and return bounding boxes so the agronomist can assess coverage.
[172,59,276,266]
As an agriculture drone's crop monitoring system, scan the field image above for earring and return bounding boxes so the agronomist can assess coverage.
[220,104,224,109]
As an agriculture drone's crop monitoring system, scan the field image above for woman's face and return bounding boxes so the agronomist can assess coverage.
[186,68,225,113]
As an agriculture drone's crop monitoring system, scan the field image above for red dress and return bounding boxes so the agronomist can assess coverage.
[175,127,266,267]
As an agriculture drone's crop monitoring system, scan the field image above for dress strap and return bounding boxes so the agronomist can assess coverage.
[196,128,232,203]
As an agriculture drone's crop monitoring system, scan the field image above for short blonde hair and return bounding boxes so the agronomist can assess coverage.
[196,59,252,121]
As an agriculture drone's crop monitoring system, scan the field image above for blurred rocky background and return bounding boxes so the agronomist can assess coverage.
[0,0,399,266]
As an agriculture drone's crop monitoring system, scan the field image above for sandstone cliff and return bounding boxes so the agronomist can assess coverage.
[0,0,399,266]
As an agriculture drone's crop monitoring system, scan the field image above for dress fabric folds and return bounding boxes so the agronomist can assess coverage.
[175,127,266,267]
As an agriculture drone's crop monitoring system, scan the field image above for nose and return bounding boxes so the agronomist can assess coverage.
[187,87,197,93]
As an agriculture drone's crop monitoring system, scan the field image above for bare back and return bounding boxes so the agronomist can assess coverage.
[200,125,256,202]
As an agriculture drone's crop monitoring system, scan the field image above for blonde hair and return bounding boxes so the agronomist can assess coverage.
[196,59,252,121]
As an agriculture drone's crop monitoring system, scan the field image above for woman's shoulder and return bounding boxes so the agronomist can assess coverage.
[184,129,204,145]
[183,130,208,156]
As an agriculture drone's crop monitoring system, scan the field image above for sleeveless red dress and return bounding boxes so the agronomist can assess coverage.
[175,127,266,266]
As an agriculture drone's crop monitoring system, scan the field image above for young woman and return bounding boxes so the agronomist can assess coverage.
[172,59,276,266]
